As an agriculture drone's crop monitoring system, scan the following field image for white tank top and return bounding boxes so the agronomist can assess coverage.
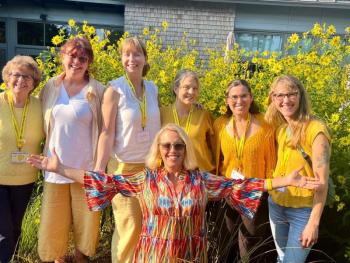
[45,84,93,183]
[110,76,161,163]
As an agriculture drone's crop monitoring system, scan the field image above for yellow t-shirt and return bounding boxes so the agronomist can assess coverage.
[213,113,276,179]
[160,105,215,172]
[0,93,44,185]
[269,120,331,208]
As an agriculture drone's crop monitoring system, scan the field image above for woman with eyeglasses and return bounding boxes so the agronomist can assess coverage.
[212,79,276,262]
[0,56,44,263]
[160,69,214,172]
[265,75,330,263]
[93,37,160,263]
[39,36,104,263]
[27,123,320,263]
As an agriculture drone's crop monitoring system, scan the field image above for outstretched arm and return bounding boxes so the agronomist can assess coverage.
[267,166,321,191]
[27,151,85,184]
[28,151,145,211]
[202,166,320,219]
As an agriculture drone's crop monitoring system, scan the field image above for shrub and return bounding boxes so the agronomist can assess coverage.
[12,20,350,262]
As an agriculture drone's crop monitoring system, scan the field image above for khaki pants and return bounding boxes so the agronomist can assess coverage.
[38,182,101,261]
[108,160,144,263]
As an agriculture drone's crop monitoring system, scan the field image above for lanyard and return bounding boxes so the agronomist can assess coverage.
[125,74,147,129]
[7,91,29,151]
[278,126,292,176]
[232,113,251,171]
[172,104,193,134]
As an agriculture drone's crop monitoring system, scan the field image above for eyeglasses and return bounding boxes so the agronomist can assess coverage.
[227,94,250,101]
[273,92,299,102]
[159,142,186,151]
[10,73,33,81]
[65,53,89,63]
[181,85,199,92]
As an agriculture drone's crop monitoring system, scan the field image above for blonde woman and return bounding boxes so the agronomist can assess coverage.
[94,37,160,262]
[161,69,214,172]
[0,56,43,262]
[213,79,276,262]
[28,123,321,263]
[265,75,330,263]
[39,36,104,263]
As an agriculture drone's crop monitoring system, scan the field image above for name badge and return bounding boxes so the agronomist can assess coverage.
[276,187,286,193]
[11,151,29,163]
[137,130,150,143]
[231,170,245,180]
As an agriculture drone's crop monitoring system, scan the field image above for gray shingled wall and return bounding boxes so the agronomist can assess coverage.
[124,0,236,53]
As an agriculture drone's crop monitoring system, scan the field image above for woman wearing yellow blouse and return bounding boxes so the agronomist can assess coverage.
[213,79,276,262]
[265,75,330,263]
[0,56,44,262]
[160,69,214,172]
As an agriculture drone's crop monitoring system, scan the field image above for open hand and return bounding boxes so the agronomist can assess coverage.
[287,166,321,190]
[27,148,60,173]
[300,223,319,248]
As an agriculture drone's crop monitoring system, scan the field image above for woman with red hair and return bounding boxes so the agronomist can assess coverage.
[39,36,105,263]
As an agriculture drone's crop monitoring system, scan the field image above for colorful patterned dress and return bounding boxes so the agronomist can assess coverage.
[84,168,264,263]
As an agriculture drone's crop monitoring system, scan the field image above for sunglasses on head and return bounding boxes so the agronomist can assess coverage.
[159,142,186,151]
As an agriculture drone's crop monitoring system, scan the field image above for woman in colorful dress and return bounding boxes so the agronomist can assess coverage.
[0,56,43,263]
[39,36,104,263]
[213,79,276,262]
[161,69,214,172]
[265,75,330,263]
[94,37,160,262]
[28,123,320,263]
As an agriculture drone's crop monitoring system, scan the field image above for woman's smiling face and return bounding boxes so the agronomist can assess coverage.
[158,130,186,173]
[121,44,146,77]
[174,76,199,106]
[226,84,253,117]
[272,82,300,121]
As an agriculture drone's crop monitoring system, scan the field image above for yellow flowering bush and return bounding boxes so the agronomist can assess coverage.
[23,20,350,261]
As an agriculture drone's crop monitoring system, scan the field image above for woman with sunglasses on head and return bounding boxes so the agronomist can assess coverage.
[0,56,43,263]
[93,37,160,263]
[161,69,214,172]
[39,36,104,263]
[265,75,330,263]
[213,79,276,262]
[28,123,320,263]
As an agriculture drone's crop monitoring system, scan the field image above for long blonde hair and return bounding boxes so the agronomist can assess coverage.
[265,75,312,147]
[145,124,198,170]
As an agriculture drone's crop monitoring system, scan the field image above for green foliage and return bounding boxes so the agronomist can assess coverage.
[16,20,350,262]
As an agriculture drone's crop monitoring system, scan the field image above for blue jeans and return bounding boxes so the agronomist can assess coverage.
[268,196,312,263]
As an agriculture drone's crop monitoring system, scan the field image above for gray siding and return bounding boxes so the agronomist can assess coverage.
[125,0,236,52]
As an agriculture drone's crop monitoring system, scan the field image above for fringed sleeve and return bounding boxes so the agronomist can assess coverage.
[84,170,145,211]
[201,171,264,219]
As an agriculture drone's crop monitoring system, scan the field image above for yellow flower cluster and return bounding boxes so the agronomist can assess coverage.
[28,20,350,211]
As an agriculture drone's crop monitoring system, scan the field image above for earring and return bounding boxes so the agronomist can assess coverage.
[157,157,163,167]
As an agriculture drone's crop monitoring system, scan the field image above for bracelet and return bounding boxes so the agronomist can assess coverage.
[266,178,273,191]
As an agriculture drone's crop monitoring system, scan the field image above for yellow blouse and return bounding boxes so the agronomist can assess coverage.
[269,120,331,208]
[0,93,44,185]
[160,105,215,172]
[213,113,276,179]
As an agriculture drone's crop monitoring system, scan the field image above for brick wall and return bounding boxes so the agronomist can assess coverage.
[124,0,236,53]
